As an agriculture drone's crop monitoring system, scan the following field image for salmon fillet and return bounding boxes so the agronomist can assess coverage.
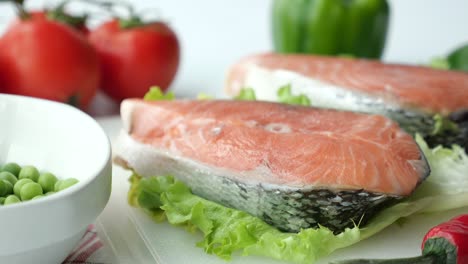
[115,99,430,232]
[225,53,468,149]
[226,53,468,115]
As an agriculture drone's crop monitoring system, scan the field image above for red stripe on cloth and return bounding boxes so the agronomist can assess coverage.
[62,225,98,263]
[64,233,97,262]
[86,225,94,232]
[73,240,104,262]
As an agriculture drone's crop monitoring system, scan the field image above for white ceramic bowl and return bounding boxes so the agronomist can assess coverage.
[0,94,112,264]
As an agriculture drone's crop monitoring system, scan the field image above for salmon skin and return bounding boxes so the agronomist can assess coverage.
[225,53,468,150]
[114,99,430,233]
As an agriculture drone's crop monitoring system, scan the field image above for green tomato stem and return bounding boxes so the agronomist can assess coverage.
[330,254,438,264]
[78,0,138,24]
[12,1,30,20]
[47,6,88,29]
[119,17,145,29]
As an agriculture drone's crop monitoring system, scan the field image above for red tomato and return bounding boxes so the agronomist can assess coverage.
[0,16,99,109]
[88,20,180,101]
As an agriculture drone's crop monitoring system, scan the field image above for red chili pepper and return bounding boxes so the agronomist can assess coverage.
[331,214,468,264]
[422,214,468,264]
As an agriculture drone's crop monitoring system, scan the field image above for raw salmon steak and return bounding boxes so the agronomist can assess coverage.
[114,99,430,233]
[225,53,468,149]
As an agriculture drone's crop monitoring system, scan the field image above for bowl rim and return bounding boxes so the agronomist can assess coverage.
[0,94,112,210]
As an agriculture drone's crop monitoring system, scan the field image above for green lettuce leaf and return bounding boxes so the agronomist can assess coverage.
[431,114,459,135]
[144,86,175,101]
[234,87,257,101]
[235,85,312,106]
[411,134,468,212]
[277,84,311,106]
[128,174,362,264]
[196,92,214,100]
[428,57,450,70]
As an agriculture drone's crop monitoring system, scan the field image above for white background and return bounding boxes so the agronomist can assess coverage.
[1,0,467,99]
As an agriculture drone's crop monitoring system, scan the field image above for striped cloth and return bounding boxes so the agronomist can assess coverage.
[62,225,110,264]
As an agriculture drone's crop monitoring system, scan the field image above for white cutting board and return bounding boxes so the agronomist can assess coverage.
[96,116,468,264]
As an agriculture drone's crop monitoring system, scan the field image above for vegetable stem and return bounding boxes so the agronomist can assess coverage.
[7,0,30,20]
[330,254,437,264]
[119,17,144,29]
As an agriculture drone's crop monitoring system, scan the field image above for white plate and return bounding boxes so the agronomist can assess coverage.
[96,116,467,264]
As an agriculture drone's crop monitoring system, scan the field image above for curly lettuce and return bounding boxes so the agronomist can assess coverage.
[144,86,175,101]
[235,85,311,106]
[431,114,459,135]
[428,57,450,70]
[234,87,257,101]
[411,135,468,212]
[129,174,361,264]
[277,84,311,106]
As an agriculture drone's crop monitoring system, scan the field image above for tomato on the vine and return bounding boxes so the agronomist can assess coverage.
[0,13,99,109]
[88,19,180,101]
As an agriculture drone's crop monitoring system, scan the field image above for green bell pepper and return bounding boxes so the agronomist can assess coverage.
[448,44,468,72]
[272,0,390,59]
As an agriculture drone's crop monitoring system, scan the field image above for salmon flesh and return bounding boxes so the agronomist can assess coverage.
[225,53,468,150]
[115,99,430,233]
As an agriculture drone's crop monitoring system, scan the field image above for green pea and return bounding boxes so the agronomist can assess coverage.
[38,172,58,193]
[18,166,40,182]
[54,180,62,192]
[45,191,56,196]
[0,180,12,197]
[0,171,17,185]
[20,182,43,201]
[0,180,7,196]
[55,178,79,192]
[1,163,21,177]
[3,180,13,196]
[0,197,5,205]
[32,195,44,200]
[13,178,33,197]
[4,195,20,205]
